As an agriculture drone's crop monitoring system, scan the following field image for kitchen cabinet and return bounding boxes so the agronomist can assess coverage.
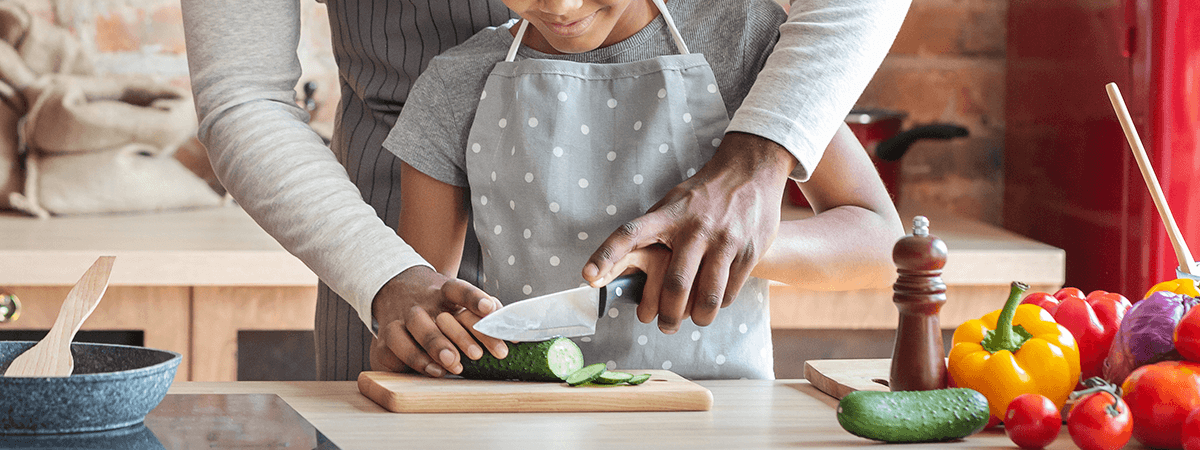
[0,205,1063,382]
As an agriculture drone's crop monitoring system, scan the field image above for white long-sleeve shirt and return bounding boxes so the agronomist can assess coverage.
[181,0,910,331]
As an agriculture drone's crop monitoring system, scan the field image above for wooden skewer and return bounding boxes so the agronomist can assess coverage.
[1105,82,1197,276]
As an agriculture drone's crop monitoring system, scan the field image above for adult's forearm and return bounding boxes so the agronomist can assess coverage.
[181,0,429,329]
[729,0,911,181]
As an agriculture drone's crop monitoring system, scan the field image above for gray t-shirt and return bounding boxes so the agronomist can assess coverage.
[388,0,785,187]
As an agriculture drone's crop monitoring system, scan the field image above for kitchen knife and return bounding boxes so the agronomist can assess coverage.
[472,273,646,341]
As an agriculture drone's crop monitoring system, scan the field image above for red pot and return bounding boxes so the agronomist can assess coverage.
[786,108,968,207]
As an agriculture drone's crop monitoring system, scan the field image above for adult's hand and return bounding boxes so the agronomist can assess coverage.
[369,265,507,377]
[583,132,797,334]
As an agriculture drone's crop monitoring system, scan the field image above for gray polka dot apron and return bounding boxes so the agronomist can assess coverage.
[464,0,772,379]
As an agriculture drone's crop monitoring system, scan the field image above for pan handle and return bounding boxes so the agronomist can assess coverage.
[874,124,969,162]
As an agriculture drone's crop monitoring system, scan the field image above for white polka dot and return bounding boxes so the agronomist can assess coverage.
[637,335,648,345]
[683,113,692,123]
[481,90,488,100]
[493,225,502,235]
[549,256,560,266]
[607,98,618,108]
[686,168,696,177]
[490,171,497,182]
[712,138,722,147]
[507,255,515,265]
[581,336,592,342]
[614,287,623,297]
[482,273,487,283]
[523,285,532,295]
[509,200,516,210]
[553,147,564,157]
[662,360,672,370]
[581,124,590,135]
[549,202,560,212]
[525,173,534,183]
[498,118,507,128]
[471,143,481,153]
[690,331,701,341]
[511,146,516,155]
[523,229,532,239]
[578,232,588,240]
[657,88,667,98]
[480,196,488,205]
[633,174,644,184]
[757,292,764,303]
[633,121,642,131]
[528,117,538,127]
[578,178,588,188]
[707,84,717,93]
[715,354,726,365]
[606,360,617,370]
[606,151,616,161]
[605,205,617,215]
[608,308,619,318]
[658,144,669,153]
[557,92,568,102]
[739,323,748,334]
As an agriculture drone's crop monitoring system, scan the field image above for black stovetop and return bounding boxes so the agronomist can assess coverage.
[0,394,339,449]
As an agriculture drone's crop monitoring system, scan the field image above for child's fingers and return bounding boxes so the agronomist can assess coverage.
[454,309,509,359]
[374,318,443,377]
[435,311,483,360]
[405,306,463,375]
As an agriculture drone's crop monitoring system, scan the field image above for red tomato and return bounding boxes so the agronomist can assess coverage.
[1185,409,1200,450]
[1067,390,1132,450]
[1122,361,1200,449]
[1004,394,1061,449]
[1177,306,1200,362]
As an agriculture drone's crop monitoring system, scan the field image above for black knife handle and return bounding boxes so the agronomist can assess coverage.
[596,272,647,315]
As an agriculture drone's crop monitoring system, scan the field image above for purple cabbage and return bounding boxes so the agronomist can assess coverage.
[1103,290,1200,384]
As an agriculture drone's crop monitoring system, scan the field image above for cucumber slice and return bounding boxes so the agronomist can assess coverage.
[594,371,634,385]
[627,373,652,385]
[566,363,607,386]
[458,337,584,382]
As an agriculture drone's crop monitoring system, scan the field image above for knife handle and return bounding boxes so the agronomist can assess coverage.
[597,272,647,314]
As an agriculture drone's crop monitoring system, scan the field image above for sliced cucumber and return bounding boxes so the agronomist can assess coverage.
[566,363,607,386]
[458,337,584,382]
[594,371,634,385]
[627,373,652,385]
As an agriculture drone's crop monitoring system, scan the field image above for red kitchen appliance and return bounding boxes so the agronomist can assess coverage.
[1004,0,1200,296]
[786,109,968,207]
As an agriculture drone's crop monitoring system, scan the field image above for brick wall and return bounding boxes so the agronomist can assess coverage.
[46,0,1005,225]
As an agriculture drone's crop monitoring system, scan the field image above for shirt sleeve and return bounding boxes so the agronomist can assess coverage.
[181,0,431,332]
[385,62,471,188]
[728,0,912,181]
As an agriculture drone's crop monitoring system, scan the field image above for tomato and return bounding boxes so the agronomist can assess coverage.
[1122,361,1200,449]
[1067,389,1132,450]
[1185,409,1200,450]
[1177,306,1200,362]
[1004,393,1061,449]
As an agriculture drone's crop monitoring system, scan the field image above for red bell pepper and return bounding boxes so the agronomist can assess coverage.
[1021,288,1133,380]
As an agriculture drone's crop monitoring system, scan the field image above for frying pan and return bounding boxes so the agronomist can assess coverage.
[0,341,181,435]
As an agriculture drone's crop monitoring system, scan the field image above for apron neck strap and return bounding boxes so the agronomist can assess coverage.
[505,0,690,62]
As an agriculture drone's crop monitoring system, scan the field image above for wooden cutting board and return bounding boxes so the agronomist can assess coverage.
[358,370,713,413]
[803,358,892,400]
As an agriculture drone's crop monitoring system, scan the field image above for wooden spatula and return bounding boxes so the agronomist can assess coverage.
[4,256,116,377]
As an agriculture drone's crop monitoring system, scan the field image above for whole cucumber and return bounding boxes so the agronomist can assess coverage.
[459,337,584,382]
[836,388,989,443]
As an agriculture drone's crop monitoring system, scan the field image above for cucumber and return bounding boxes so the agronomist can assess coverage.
[627,373,652,385]
[458,337,583,382]
[594,371,634,385]
[836,388,989,443]
[566,363,607,386]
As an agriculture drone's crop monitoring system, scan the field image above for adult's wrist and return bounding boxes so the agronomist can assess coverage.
[371,265,443,332]
[719,132,798,181]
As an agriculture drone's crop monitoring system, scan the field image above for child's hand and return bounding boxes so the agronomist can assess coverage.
[590,244,687,329]
[369,266,507,377]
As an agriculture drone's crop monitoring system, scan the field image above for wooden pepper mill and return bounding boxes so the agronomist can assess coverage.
[889,216,948,391]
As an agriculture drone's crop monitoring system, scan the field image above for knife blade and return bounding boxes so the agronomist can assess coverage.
[472,273,646,341]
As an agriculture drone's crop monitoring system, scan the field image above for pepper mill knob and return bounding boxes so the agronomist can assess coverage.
[889,216,948,391]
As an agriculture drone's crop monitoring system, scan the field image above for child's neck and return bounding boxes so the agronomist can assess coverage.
[520,0,661,55]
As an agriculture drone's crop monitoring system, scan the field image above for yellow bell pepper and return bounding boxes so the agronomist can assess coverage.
[1145,278,1200,299]
[948,281,1081,421]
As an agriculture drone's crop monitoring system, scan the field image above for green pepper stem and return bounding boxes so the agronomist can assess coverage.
[981,281,1033,354]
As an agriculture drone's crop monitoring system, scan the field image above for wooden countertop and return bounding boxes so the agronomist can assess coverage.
[0,206,316,286]
[166,379,1133,449]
